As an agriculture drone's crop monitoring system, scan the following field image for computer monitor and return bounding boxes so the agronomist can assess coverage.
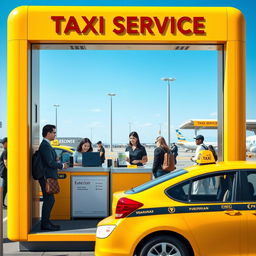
[82,152,101,167]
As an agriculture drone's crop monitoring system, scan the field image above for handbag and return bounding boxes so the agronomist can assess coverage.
[45,178,60,194]
[162,151,175,172]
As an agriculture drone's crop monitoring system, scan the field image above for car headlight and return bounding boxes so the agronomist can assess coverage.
[96,225,116,239]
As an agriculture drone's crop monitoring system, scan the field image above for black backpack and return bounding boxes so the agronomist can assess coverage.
[208,145,218,161]
[0,150,7,178]
[0,161,6,178]
[32,150,45,180]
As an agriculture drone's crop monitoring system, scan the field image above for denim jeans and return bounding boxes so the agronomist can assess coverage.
[154,169,167,178]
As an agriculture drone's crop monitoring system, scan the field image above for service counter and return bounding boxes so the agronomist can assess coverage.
[51,167,110,220]
[51,166,152,220]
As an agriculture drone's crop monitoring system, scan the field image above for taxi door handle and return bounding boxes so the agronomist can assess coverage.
[224,209,241,216]
[251,211,256,215]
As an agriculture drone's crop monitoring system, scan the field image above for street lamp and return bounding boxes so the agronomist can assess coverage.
[107,93,116,152]
[90,127,93,142]
[53,104,60,135]
[128,122,132,134]
[159,123,162,135]
[161,77,176,146]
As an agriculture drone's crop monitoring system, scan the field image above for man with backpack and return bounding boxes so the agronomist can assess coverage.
[39,124,68,231]
[191,135,208,163]
[191,134,210,194]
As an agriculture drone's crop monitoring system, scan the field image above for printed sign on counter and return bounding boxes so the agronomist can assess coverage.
[72,175,109,217]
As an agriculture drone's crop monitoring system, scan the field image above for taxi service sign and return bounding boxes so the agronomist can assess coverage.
[51,15,206,36]
[194,120,218,127]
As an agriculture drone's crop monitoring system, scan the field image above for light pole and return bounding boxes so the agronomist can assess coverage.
[90,127,93,142]
[128,122,132,134]
[53,104,60,135]
[161,77,176,146]
[107,93,116,152]
[159,123,162,135]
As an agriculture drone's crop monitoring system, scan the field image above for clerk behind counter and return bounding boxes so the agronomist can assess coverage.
[125,131,148,166]
[73,138,93,166]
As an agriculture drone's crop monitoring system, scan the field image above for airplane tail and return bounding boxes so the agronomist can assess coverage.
[175,129,188,143]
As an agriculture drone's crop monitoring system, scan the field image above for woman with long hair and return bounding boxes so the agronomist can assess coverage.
[73,138,93,166]
[152,136,171,178]
[125,131,148,166]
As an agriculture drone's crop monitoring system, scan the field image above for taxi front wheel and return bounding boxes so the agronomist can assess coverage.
[138,235,190,256]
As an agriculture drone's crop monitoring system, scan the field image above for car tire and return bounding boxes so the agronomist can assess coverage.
[139,235,190,256]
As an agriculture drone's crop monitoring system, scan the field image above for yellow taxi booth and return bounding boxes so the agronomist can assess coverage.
[7,6,245,250]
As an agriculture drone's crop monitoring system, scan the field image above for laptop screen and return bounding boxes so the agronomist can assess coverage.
[82,152,101,167]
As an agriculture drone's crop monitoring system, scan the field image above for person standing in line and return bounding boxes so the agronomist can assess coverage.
[190,135,208,163]
[39,124,68,231]
[96,141,105,165]
[170,142,178,165]
[152,136,172,178]
[0,137,8,209]
[191,134,209,194]
[73,138,93,166]
[125,131,148,166]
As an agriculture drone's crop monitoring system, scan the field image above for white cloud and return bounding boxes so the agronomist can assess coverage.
[40,119,48,124]
[140,122,153,127]
[63,120,72,124]
[210,112,217,116]
[88,122,102,128]
[90,108,102,113]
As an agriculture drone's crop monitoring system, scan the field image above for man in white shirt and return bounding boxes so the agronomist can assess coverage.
[191,135,210,194]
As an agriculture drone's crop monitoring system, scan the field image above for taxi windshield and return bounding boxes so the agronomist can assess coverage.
[125,169,188,194]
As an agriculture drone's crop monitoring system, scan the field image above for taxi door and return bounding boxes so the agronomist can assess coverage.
[168,171,242,256]
[239,170,256,256]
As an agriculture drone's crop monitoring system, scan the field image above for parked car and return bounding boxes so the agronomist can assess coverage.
[53,145,75,163]
[95,161,256,256]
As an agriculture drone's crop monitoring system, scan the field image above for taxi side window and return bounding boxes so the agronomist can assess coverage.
[241,171,256,202]
[166,181,190,202]
[190,173,236,203]
[62,151,71,163]
[54,149,63,159]
[54,149,72,163]
[167,172,236,203]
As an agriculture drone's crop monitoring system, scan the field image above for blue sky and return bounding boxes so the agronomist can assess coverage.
[39,49,217,143]
[1,0,256,144]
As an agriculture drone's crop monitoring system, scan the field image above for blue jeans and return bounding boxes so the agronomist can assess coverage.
[154,169,167,178]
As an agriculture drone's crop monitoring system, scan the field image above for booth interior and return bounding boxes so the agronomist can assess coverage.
[30,43,219,236]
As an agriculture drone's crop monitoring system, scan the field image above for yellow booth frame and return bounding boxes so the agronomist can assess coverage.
[7,6,245,242]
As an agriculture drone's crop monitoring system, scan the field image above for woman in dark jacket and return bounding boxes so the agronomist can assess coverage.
[152,136,170,178]
[125,131,148,166]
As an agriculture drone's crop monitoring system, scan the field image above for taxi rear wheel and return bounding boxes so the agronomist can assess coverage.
[139,235,189,256]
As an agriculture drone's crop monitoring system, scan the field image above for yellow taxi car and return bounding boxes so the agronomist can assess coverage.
[51,139,75,163]
[53,145,75,163]
[95,160,256,256]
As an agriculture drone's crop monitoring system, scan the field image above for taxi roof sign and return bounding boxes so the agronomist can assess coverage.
[51,139,60,146]
[196,150,216,165]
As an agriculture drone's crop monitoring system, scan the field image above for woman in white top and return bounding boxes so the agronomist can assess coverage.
[73,138,93,166]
